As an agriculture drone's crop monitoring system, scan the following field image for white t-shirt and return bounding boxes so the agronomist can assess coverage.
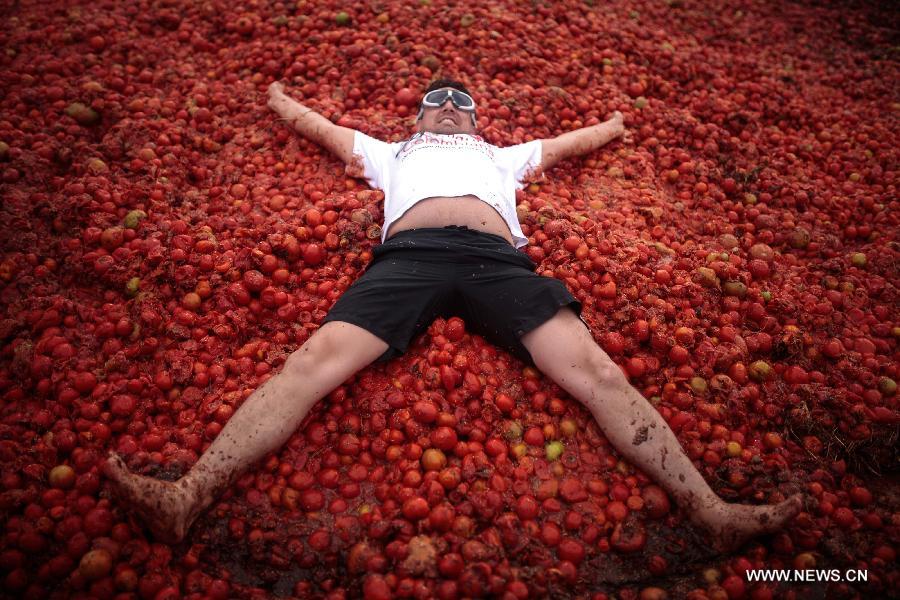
[350,131,542,248]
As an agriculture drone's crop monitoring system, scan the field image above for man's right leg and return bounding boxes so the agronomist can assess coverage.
[104,321,388,542]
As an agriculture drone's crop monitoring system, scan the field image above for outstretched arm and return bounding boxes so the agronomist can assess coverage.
[540,111,626,171]
[267,82,356,165]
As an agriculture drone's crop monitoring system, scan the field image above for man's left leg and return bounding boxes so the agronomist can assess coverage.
[521,307,802,550]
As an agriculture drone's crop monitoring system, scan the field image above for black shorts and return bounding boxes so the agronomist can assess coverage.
[323,225,581,364]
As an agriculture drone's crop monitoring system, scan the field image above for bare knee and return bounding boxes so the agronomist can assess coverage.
[582,348,625,390]
[532,343,622,402]
[282,322,386,381]
[282,343,318,380]
[283,330,338,379]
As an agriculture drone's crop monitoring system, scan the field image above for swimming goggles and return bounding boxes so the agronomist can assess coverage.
[420,89,476,112]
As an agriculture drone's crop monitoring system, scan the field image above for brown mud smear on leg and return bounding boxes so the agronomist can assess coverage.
[632,425,649,446]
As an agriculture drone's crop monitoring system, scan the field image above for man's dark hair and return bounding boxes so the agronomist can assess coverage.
[422,79,472,98]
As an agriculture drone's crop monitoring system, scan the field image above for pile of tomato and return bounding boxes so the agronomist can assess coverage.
[0,0,896,598]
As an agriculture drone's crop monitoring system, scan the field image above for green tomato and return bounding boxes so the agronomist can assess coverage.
[545,440,564,461]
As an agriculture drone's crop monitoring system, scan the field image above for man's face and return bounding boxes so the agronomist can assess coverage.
[416,88,477,135]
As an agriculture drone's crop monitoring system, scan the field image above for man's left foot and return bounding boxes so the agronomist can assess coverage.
[700,493,804,553]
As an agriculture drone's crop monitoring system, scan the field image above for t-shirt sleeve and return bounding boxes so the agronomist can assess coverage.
[495,140,543,188]
[348,131,396,190]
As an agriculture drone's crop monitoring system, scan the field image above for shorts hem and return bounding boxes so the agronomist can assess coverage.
[510,297,583,364]
[322,313,406,363]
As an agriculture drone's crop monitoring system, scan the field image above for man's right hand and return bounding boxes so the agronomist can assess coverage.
[267,82,314,120]
[266,81,355,165]
[267,81,287,111]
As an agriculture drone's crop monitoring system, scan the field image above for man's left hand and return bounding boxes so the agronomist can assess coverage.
[609,111,632,145]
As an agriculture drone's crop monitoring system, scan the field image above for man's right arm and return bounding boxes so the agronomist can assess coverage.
[267,82,356,165]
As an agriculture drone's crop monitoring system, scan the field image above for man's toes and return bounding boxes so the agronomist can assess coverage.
[103,453,128,478]
[771,494,801,518]
[777,494,803,521]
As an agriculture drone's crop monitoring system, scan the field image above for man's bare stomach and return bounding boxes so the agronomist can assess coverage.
[386,195,514,244]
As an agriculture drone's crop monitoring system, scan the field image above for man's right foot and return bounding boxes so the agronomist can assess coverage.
[103,453,195,544]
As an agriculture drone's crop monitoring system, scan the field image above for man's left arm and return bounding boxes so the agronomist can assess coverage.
[540,111,626,171]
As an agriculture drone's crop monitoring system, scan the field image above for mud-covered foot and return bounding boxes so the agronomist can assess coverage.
[103,453,196,544]
[700,493,804,553]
